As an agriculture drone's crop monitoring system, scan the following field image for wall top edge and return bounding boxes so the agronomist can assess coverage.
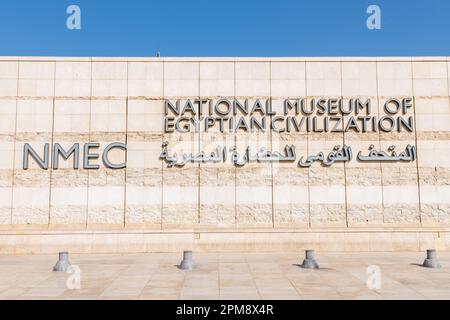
[0,227,450,235]
[0,56,449,62]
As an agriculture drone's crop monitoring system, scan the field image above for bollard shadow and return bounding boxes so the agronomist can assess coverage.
[410,263,425,267]
[410,263,441,269]
[175,264,196,270]
[292,264,333,271]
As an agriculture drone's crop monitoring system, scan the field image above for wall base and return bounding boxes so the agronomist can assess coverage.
[1,228,450,254]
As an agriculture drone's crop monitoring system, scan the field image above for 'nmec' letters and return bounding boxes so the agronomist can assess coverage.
[23,142,127,170]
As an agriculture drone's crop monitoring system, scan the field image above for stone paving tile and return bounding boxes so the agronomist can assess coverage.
[141,287,180,295]
[21,287,67,298]
[139,294,180,300]
[220,277,256,288]
[180,290,220,300]
[259,292,302,300]
[336,286,382,300]
[219,287,261,300]
[146,279,184,289]
[0,288,29,298]
[60,288,106,299]
[0,252,449,300]
[420,290,450,300]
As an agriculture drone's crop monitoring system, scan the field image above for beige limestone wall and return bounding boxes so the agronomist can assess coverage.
[0,57,449,253]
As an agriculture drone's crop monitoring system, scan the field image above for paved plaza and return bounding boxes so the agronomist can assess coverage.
[0,252,449,300]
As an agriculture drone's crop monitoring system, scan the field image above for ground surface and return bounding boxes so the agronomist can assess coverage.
[0,252,449,300]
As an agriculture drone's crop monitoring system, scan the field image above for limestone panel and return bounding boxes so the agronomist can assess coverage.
[0,98,16,205]
[0,61,18,97]
[270,62,306,98]
[127,62,163,97]
[199,130,235,228]
[90,99,127,133]
[200,62,234,97]
[12,98,53,226]
[87,134,126,227]
[412,61,448,97]
[162,130,199,229]
[341,62,377,97]
[379,138,420,225]
[164,62,199,98]
[344,98,383,226]
[235,127,273,228]
[377,61,413,97]
[91,62,127,98]
[272,132,309,228]
[416,96,450,226]
[16,99,53,133]
[127,100,163,133]
[55,61,91,97]
[0,135,13,225]
[0,99,17,134]
[18,61,55,97]
[308,134,346,227]
[415,97,450,132]
[51,98,90,227]
[87,98,127,227]
[53,99,90,133]
[126,100,163,228]
[306,62,341,97]
[448,60,450,95]
[0,98,15,224]
[12,138,51,226]
[0,186,12,225]
[235,62,270,97]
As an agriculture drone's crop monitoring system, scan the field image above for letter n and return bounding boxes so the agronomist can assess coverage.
[23,143,49,170]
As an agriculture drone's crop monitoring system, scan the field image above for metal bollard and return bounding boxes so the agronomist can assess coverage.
[423,249,441,268]
[301,250,320,269]
[53,252,71,272]
[178,251,195,270]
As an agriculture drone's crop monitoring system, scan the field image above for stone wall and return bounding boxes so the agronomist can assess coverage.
[0,57,449,254]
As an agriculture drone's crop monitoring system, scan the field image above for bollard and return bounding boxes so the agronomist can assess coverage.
[423,249,441,269]
[53,252,71,272]
[301,250,319,269]
[178,251,195,270]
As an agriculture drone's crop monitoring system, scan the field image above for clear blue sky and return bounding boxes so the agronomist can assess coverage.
[0,0,449,57]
